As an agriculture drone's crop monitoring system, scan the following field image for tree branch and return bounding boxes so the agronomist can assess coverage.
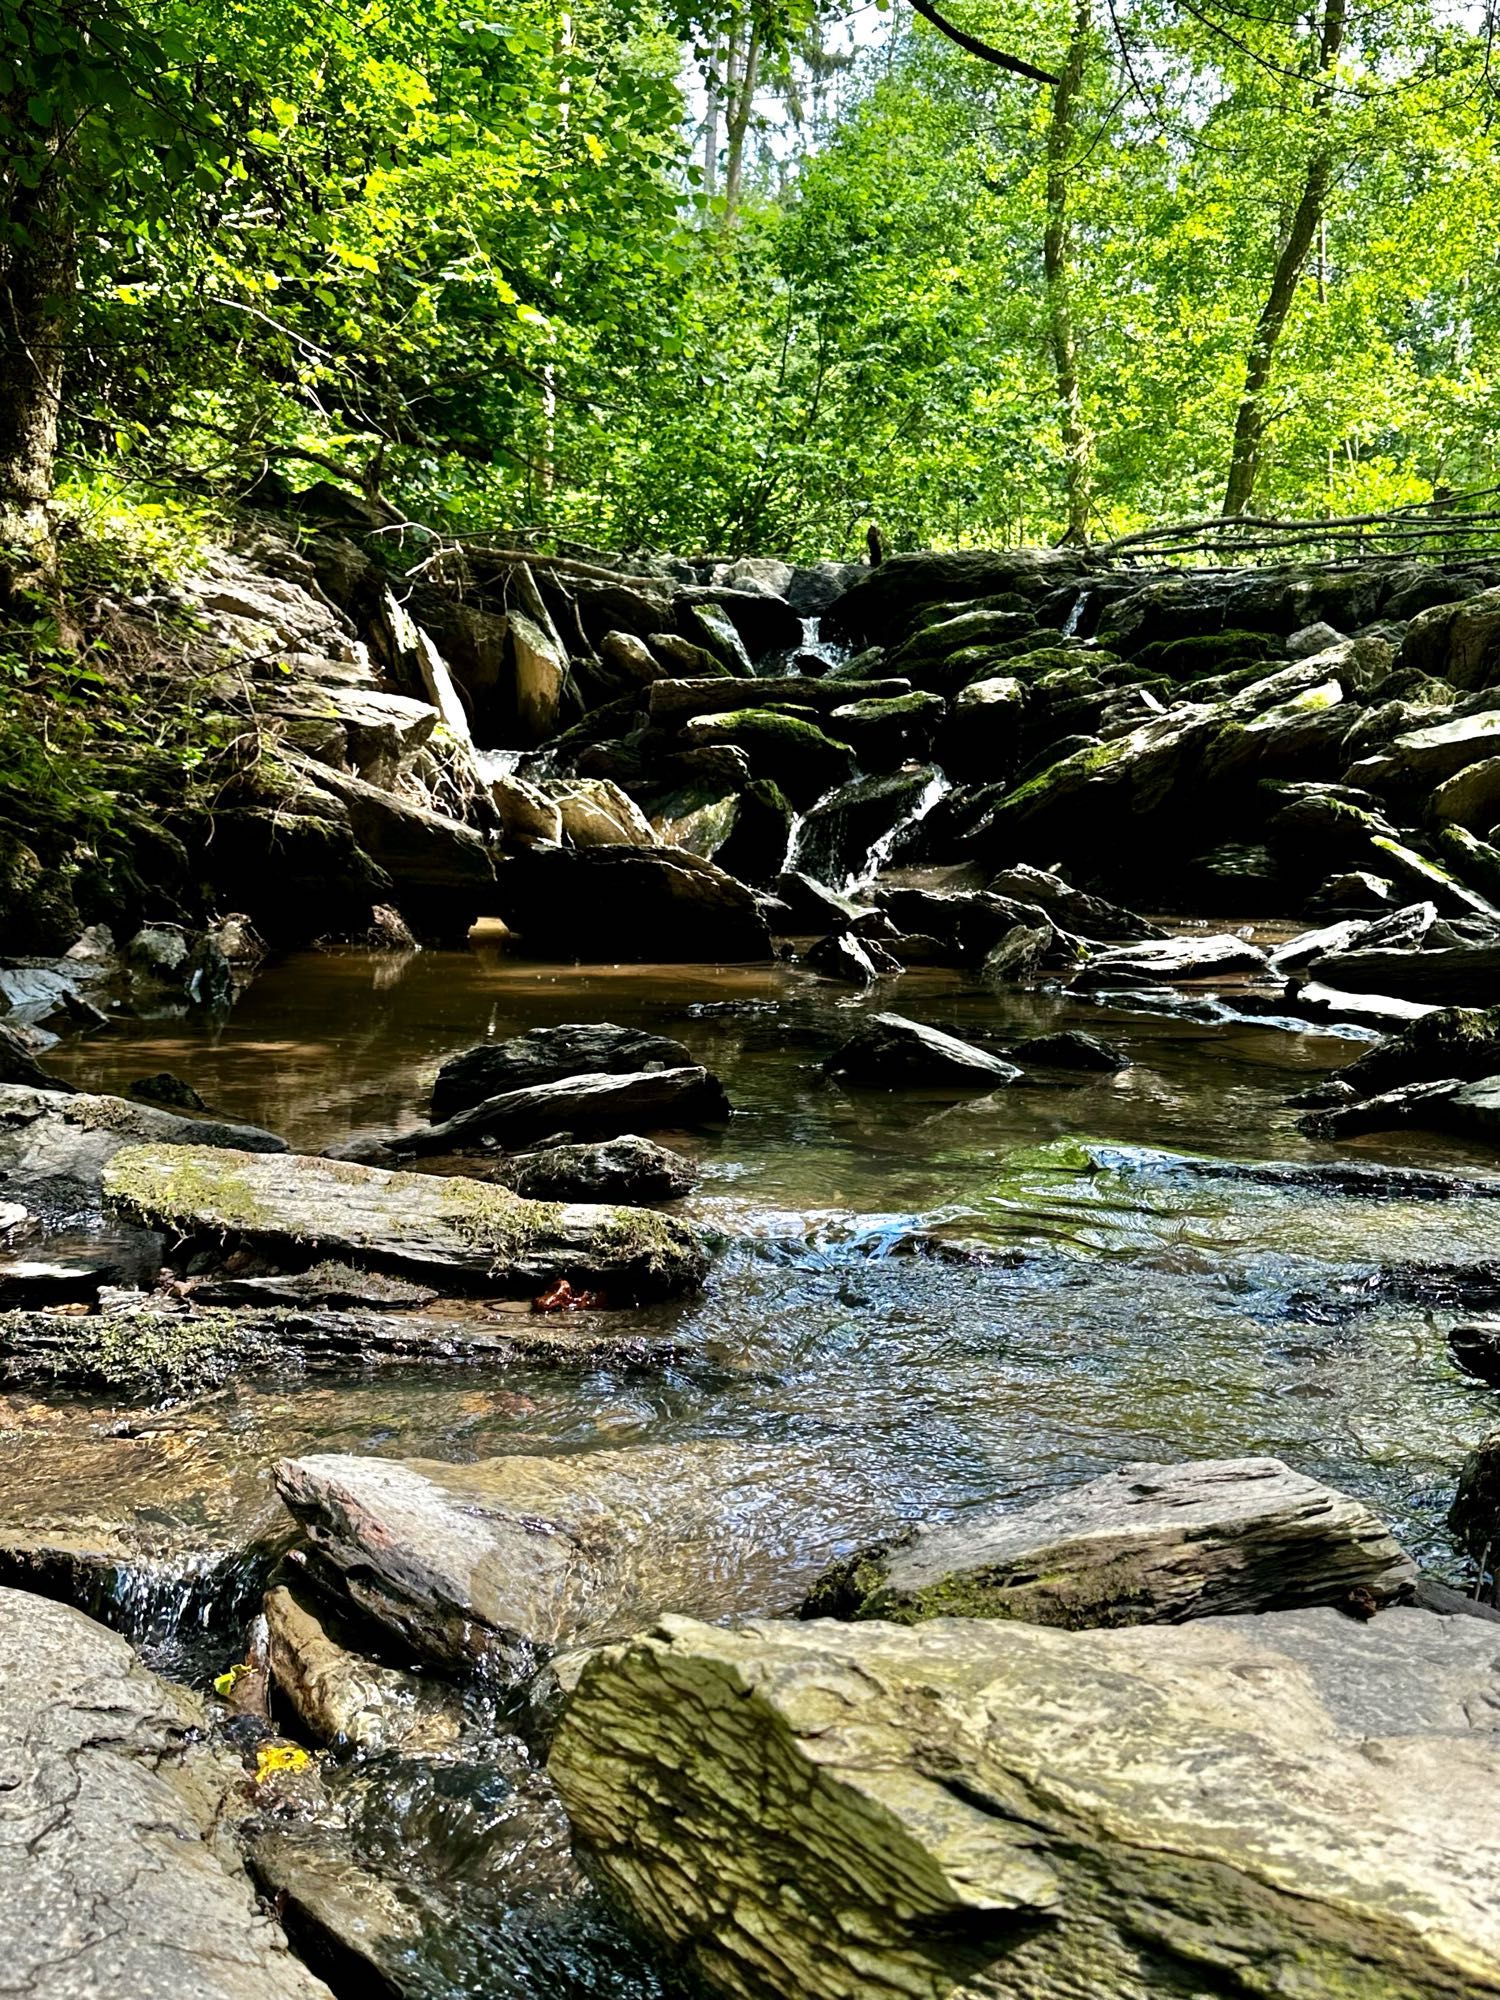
[906,0,1061,85]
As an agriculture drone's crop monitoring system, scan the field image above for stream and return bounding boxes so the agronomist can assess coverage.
[28,918,1500,1997]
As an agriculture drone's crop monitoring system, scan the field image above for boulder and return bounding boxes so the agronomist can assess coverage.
[680,711,854,809]
[826,690,945,765]
[1359,708,1500,787]
[1302,942,1500,1006]
[263,1582,452,1753]
[1440,823,1500,904]
[804,930,901,986]
[599,628,668,683]
[1334,1004,1500,1098]
[939,675,1027,780]
[1448,1321,1500,1387]
[101,1143,708,1299]
[1450,1429,1500,1557]
[802,1457,1415,1626]
[0,1022,74,1094]
[824,1012,1022,1089]
[1430,754,1500,830]
[487,769,563,845]
[493,843,773,962]
[788,767,945,885]
[1006,1029,1129,1071]
[1071,933,1269,988]
[0,1587,332,2000]
[984,864,1165,942]
[432,1022,697,1121]
[550,1604,1500,2000]
[394,1065,729,1157]
[547,777,659,848]
[646,674,911,725]
[277,1440,829,1674]
[680,600,754,675]
[1296,1078,1464,1140]
[0,1083,285,1193]
[508,608,570,742]
[496,1134,696,1204]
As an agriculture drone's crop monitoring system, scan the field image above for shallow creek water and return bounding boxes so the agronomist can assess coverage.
[27,928,1500,1996]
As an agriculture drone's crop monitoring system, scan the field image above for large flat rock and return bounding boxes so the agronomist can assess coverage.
[803,1456,1416,1625]
[0,1083,285,1192]
[0,1585,331,1999]
[551,1606,1500,2000]
[388,1065,728,1157]
[430,1021,698,1121]
[102,1143,708,1299]
[276,1441,860,1675]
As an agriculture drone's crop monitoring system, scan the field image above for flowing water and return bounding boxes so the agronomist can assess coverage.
[30,926,1500,1996]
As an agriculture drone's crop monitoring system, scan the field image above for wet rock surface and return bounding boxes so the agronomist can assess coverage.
[431,1023,697,1122]
[824,1012,1023,1088]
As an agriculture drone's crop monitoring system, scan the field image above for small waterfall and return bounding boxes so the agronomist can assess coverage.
[789,615,848,677]
[474,747,527,785]
[846,770,952,891]
[784,780,844,878]
[1061,589,1091,639]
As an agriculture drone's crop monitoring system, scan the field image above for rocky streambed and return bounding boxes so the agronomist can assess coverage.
[10,536,1500,1995]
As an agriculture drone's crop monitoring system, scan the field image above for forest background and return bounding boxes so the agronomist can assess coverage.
[3,0,1500,561]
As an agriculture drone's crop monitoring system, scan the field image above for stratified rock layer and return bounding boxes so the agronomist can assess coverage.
[551,1606,1500,2000]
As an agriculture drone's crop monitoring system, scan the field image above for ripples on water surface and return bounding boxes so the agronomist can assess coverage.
[38,931,1500,1996]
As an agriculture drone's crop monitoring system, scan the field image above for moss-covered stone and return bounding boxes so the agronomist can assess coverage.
[679,709,854,808]
[1339,1003,1500,1098]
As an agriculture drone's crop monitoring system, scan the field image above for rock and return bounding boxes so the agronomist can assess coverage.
[509,608,570,741]
[432,1022,697,1121]
[706,779,795,887]
[1431,753,1500,830]
[788,767,945,885]
[102,1142,709,1299]
[802,1457,1415,1626]
[940,675,1027,779]
[493,843,772,962]
[1450,1430,1500,1556]
[1297,1077,1464,1139]
[1288,619,1344,656]
[1303,941,1500,1005]
[985,701,1217,857]
[647,674,911,725]
[547,777,659,848]
[772,871,867,932]
[131,1070,211,1112]
[984,864,1165,942]
[1360,707,1500,786]
[0,1021,73,1093]
[1268,918,1370,971]
[277,1441,821,1674]
[804,930,900,986]
[496,1135,696,1204]
[981,921,1054,983]
[0,1083,285,1193]
[1335,1004,1500,1097]
[680,600,753,675]
[263,1582,452,1752]
[1448,1320,1500,1387]
[1445,1074,1500,1139]
[599,628,668,683]
[550,1603,1500,2000]
[680,711,854,809]
[1292,981,1441,1028]
[1366,832,1500,921]
[0,1586,332,1999]
[824,1012,1023,1089]
[488,770,563,845]
[826,690,945,765]
[1308,868,1401,913]
[396,1065,729,1157]
[1440,823,1500,904]
[1071,932,1269,988]
[1006,1030,1129,1071]
[194,1261,439,1309]
[282,751,494,939]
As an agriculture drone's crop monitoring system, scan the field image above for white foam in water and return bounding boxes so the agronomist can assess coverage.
[1061,588,1091,639]
[474,747,527,784]
[846,770,952,892]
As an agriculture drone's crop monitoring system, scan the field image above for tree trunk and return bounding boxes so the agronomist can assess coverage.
[1221,0,1346,517]
[0,145,74,548]
[721,16,761,227]
[1043,0,1093,548]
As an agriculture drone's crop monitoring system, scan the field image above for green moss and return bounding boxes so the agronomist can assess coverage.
[10,1305,277,1400]
[102,1144,282,1232]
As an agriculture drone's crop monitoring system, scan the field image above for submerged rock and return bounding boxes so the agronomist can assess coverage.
[551,1604,1500,2000]
[391,1065,728,1157]
[496,1134,697,1204]
[802,1456,1415,1626]
[1006,1029,1129,1072]
[263,1581,453,1753]
[431,1022,697,1122]
[277,1441,828,1675]
[824,1011,1022,1088]
[102,1143,709,1299]
[0,1586,330,1999]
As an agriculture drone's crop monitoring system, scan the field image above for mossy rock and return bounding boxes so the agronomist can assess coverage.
[680,710,854,808]
[1132,629,1283,677]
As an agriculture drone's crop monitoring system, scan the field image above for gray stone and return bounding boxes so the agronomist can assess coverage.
[392,1065,729,1157]
[1303,942,1500,1005]
[550,1604,1500,2000]
[1448,1320,1500,1387]
[1430,754,1500,830]
[497,1134,697,1204]
[825,1012,1022,1088]
[646,675,912,725]
[803,1456,1415,1626]
[102,1142,709,1299]
[263,1582,455,1753]
[432,1021,697,1121]
[1072,932,1269,988]
[804,930,900,986]
[546,777,659,848]
[0,1585,331,1999]
[1006,1030,1129,1072]
[276,1440,838,1675]
[985,865,1165,942]
[0,1083,286,1192]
